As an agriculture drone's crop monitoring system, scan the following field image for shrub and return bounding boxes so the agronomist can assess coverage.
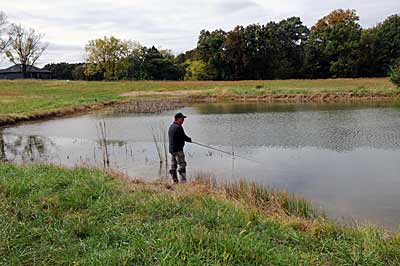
[389,62,400,87]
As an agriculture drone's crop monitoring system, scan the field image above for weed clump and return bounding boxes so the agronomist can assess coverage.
[389,62,400,87]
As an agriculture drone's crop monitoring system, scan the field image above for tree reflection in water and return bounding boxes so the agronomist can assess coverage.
[0,130,55,163]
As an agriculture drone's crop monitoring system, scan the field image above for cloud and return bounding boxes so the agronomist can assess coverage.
[0,0,398,67]
[216,0,261,13]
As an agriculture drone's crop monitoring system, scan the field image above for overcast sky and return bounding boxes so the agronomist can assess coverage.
[0,0,399,67]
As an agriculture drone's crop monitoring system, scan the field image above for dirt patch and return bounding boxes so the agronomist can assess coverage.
[0,101,119,128]
[0,92,22,96]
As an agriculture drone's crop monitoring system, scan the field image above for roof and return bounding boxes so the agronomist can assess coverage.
[0,64,51,74]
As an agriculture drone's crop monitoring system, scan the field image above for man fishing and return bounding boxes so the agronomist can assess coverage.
[168,112,192,183]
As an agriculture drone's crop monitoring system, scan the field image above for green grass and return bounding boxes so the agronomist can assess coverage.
[0,78,397,117]
[1,163,399,265]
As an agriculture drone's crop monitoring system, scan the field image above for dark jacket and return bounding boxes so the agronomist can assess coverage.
[168,122,191,153]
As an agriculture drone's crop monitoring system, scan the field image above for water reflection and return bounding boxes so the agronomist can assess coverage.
[0,130,6,162]
[0,130,56,163]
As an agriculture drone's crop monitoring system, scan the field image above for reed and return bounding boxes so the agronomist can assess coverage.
[151,126,163,164]
[96,120,110,168]
[109,99,185,114]
[150,122,169,165]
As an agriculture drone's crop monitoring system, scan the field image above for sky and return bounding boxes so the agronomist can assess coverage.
[0,0,399,68]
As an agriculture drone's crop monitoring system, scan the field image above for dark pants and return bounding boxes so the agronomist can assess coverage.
[169,151,187,183]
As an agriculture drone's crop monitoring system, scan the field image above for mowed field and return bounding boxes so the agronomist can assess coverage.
[0,78,397,117]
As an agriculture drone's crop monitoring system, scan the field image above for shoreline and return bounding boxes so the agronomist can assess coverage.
[1,92,399,128]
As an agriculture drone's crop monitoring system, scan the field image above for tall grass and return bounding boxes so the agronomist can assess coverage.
[194,175,319,219]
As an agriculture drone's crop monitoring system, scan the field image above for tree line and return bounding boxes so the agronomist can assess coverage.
[0,9,399,81]
[183,9,400,81]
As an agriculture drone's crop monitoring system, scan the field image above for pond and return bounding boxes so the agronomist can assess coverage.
[1,101,400,230]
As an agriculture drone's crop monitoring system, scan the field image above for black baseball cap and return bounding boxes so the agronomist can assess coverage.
[174,113,187,119]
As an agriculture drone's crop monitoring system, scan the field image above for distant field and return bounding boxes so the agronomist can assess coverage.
[0,78,397,119]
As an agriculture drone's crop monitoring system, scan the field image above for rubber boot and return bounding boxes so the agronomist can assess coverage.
[178,168,187,183]
[169,169,178,183]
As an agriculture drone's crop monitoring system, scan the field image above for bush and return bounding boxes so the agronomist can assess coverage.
[389,63,400,87]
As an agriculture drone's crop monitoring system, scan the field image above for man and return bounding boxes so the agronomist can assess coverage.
[168,112,192,183]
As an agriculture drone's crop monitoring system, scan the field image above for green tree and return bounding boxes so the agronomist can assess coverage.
[222,26,247,79]
[84,36,132,80]
[5,24,48,78]
[125,46,182,80]
[375,15,400,75]
[43,62,77,80]
[142,46,181,80]
[241,23,270,80]
[184,59,214,80]
[269,17,309,78]
[305,9,361,78]
[71,64,87,80]
[357,28,376,76]
[389,61,400,86]
[197,29,227,79]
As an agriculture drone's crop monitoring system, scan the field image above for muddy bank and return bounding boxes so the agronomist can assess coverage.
[1,92,399,128]
[0,101,117,128]
[209,92,400,102]
[0,98,191,128]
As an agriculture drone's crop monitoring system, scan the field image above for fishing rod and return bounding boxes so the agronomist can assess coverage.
[191,141,261,164]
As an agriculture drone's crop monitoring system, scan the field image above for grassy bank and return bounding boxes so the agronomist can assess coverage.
[1,163,399,265]
[0,78,398,126]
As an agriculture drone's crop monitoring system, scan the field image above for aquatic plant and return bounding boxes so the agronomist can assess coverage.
[150,122,168,165]
[96,120,110,168]
[109,99,185,114]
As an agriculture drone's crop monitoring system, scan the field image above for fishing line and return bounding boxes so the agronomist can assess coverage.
[191,141,262,164]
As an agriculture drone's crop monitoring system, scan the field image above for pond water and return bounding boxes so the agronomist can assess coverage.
[1,101,400,230]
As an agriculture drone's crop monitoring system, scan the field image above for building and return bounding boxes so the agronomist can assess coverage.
[0,64,51,80]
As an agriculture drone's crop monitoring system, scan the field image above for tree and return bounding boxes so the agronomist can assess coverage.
[0,11,9,54]
[357,28,380,77]
[222,26,247,79]
[5,24,48,78]
[72,64,86,80]
[305,9,361,78]
[84,36,133,80]
[374,15,400,75]
[125,46,182,80]
[184,59,214,80]
[44,62,76,80]
[197,29,227,79]
[273,17,309,78]
[389,61,400,87]
[142,46,181,80]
